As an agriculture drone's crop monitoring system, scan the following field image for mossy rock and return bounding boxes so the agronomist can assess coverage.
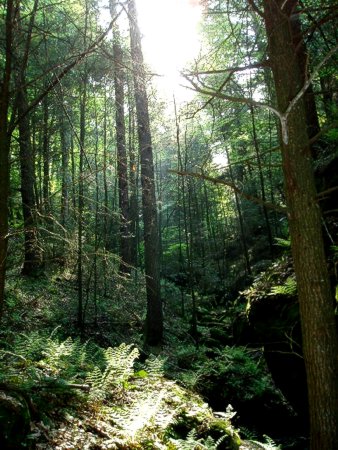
[165,411,202,440]
[207,419,241,450]
[0,390,31,449]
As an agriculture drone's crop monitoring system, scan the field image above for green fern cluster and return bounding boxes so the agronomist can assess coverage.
[40,336,89,378]
[144,354,166,378]
[249,435,281,449]
[87,343,139,401]
[170,428,226,450]
[270,276,297,296]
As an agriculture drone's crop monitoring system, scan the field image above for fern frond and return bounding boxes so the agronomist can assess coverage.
[144,355,166,378]
[250,434,281,449]
[270,277,297,296]
[274,238,291,249]
[86,343,139,401]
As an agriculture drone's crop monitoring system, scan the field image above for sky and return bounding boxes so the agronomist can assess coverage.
[99,0,203,103]
[135,0,203,101]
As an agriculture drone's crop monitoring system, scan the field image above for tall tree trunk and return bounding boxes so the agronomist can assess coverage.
[103,87,109,295]
[77,81,86,331]
[110,1,131,273]
[220,126,251,275]
[14,0,41,276]
[17,87,42,276]
[173,98,186,317]
[42,95,50,215]
[0,0,14,318]
[77,0,89,332]
[60,114,70,230]
[263,2,338,449]
[128,81,138,268]
[249,104,274,257]
[290,11,320,143]
[128,0,163,347]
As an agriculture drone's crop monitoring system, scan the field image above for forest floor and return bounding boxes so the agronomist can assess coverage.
[0,268,300,449]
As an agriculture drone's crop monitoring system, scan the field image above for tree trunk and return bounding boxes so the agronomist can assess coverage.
[17,87,42,276]
[60,114,70,231]
[42,95,50,215]
[110,2,131,273]
[290,11,320,143]
[263,2,338,449]
[77,81,86,331]
[128,80,138,268]
[128,0,163,347]
[0,1,14,319]
[221,127,251,275]
[249,104,274,257]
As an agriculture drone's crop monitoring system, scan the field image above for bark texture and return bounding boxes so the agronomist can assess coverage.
[263,2,338,449]
[17,87,42,276]
[110,0,131,273]
[0,0,15,319]
[128,0,163,346]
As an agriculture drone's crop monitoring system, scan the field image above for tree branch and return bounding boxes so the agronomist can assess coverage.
[183,74,282,119]
[185,44,338,146]
[184,60,269,77]
[247,0,264,17]
[169,169,286,213]
[285,44,338,119]
[10,9,123,132]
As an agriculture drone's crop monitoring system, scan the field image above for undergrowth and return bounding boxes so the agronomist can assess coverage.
[0,330,241,449]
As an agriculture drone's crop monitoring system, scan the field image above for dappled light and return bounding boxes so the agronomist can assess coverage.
[0,0,337,449]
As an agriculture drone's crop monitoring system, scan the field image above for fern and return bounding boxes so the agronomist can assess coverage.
[270,276,297,296]
[170,428,226,449]
[110,389,166,440]
[274,237,291,249]
[239,426,257,440]
[40,336,89,379]
[104,343,139,383]
[144,355,166,378]
[87,343,139,400]
[12,331,47,361]
[250,435,281,449]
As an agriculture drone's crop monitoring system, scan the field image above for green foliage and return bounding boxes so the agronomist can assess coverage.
[169,413,241,450]
[170,428,225,449]
[87,343,139,401]
[169,343,274,414]
[270,276,297,296]
[144,354,166,378]
[242,256,295,306]
[249,435,281,450]
[194,346,270,404]
[0,329,244,450]
[274,238,291,250]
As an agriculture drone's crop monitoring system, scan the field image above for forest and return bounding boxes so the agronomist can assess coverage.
[0,0,337,449]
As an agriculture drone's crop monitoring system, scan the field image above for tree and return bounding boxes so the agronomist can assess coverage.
[14,0,43,276]
[182,1,337,446]
[110,0,132,274]
[0,0,14,318]
[262,2,338,448]
[0,0,119,318]
[128,0,163,347]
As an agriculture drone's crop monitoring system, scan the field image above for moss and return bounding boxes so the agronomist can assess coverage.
[207,419,241,450]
